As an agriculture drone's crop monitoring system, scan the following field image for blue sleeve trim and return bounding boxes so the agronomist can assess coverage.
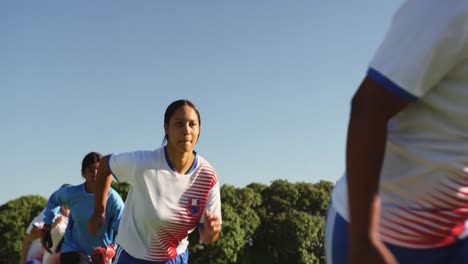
[367,68,418,103]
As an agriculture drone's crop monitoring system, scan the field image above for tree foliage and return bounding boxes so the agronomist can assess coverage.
[238,180,330,264]
[111,181,130,201]
[0,180,333,264]
[0,195,47,263]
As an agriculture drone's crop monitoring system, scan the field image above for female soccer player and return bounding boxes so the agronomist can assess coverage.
[41,152,124,264]
[88,99,222,264]
[325,1,468,264]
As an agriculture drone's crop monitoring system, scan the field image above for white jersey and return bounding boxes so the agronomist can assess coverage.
[43,214,68,263]
[27,209,68,262]
[109,147,222,261]
[332,0,468,249]
[25,210,46,262]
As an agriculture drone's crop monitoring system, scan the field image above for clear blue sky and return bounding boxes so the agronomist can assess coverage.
[1,1,404,205]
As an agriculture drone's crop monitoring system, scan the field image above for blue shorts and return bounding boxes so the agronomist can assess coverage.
[325,201,468,264]
[114,247,188,264]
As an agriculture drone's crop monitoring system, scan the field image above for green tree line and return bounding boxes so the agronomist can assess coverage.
[0,180,332,264]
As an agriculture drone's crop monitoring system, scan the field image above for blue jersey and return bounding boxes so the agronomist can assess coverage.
[44,183,124,256]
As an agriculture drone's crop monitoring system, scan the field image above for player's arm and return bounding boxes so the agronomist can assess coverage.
[347,76,408,263]
[42,190,65,253]
[89,155,114,236]
[199,176,222,244]
[21,234,32,264]
[199,210,221,244]
[28,226,42,240]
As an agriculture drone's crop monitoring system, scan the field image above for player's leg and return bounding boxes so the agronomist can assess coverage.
[60,252,91,264]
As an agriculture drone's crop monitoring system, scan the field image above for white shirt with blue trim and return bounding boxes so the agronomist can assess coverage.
[109,147,222,261]
[332,0,468,248]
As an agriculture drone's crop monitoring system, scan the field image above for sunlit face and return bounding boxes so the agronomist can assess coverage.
[164,105,200,153]
[82,162,100,184]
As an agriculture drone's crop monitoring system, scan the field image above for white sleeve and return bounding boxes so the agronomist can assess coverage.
[26,210,46,234]
[369,1,468,97]
[109,151,138,184]
[201,181,222,225]
[25,223,34,235]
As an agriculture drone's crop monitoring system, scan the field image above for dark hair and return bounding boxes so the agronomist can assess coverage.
[81,152,103,172]
[162,99,201,146]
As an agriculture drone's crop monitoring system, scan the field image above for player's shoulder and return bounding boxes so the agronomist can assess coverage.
[397,0,468,23]
[196,155,215,171]
[108,187,122,197]
[195,155,218,181]
[112,148,162,162]
[108,187,117,195]
[107,188,125,203]
[136,148,162,158]
[55,183,82,197]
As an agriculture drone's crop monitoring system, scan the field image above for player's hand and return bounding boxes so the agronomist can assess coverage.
[91,244,116,264]
[199,210,221,244]
[349,239,397,264]
[203,210,221,234]
[52,215,64,228]
[88,212,105,236]
[40,224,53,253]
